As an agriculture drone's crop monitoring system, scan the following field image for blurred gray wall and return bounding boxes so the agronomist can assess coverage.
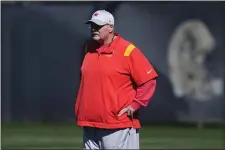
[2,2,224,124]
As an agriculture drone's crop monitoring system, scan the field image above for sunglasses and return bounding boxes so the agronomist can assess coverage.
[89,23,106,30]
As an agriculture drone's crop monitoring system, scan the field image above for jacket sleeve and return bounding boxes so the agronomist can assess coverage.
[130,79,157,111]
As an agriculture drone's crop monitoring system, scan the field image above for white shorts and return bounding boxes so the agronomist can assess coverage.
[83,127,140,149]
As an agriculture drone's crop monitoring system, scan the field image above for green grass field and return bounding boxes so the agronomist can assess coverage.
[1,123,224,149]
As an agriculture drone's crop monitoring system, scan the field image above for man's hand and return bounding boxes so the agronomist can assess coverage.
[118,105,135,117]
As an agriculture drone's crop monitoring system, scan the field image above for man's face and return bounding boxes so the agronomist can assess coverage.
[90,23,112,41]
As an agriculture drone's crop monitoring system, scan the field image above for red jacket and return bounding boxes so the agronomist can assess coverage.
[75,35,158,129]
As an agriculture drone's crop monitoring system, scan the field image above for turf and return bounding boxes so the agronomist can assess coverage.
[1,123,224,149]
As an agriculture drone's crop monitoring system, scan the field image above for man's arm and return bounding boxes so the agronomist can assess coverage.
[118,45,158,116]
[130,79,157,111]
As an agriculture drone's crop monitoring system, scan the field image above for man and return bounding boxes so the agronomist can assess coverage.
[75,10,158,149]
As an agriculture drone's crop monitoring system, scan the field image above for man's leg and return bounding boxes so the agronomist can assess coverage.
[83,127,100,149]
[98,127,140,149]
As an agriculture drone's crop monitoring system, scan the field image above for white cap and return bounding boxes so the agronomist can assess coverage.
[85,10,114,26]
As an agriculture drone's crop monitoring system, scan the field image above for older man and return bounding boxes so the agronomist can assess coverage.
[75,10,158,149]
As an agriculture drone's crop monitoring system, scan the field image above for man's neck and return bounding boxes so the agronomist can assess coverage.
[99,34,115,46]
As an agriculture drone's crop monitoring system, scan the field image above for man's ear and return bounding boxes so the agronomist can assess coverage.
[109,25,114,33]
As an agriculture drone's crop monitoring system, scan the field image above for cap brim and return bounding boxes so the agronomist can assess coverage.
[85,19,106,26]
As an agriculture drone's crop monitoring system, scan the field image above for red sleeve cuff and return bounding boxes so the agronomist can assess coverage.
[130,101,142,111]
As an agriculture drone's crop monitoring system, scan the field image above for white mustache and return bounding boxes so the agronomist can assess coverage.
[92,32,99,35]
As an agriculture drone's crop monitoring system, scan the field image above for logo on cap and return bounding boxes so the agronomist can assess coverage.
[94,13,99,16]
